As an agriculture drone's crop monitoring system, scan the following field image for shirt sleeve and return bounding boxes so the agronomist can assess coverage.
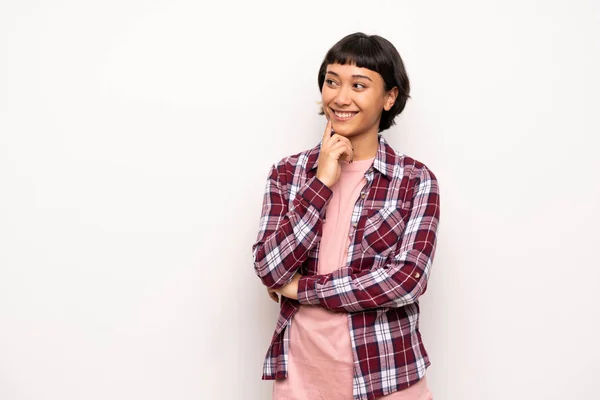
[296,166,440,312]
[252,162,333,289]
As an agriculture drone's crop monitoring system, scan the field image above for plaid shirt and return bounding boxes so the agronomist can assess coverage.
[252,134,440,400]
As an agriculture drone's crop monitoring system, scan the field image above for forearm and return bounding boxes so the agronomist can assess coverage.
[252,173,333,289]
[297,247,435,312]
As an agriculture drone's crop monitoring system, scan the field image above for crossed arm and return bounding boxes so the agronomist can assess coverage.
[252,163,440,313]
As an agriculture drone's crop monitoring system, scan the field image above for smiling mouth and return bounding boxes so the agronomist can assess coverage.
[332,109,359,121]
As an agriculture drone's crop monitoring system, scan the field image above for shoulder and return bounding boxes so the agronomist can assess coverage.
[269,143,319,184]
[395,152,438,184]
[380,135,437,184]
[389,152,440,202]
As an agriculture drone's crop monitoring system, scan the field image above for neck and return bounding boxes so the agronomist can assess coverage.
[341,129,379,162]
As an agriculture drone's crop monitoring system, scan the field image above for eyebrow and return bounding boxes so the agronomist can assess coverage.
[326,70,373,82]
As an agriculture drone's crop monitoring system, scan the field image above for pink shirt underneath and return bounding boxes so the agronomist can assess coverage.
[273,157,432,400]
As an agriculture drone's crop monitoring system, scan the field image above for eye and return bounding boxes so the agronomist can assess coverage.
[353,82,367,89]
[325,79,338,86]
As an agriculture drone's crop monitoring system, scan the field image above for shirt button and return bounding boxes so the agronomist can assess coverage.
[414,272,421,278]
[360,192,366,198]
[353,223,357,228]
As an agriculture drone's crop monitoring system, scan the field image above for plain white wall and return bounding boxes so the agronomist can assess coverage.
[1,1,599,399]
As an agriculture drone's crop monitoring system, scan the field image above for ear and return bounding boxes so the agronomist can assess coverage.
[383,87,399,111]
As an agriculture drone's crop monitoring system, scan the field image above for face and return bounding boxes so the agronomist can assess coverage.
[321,63,398,137]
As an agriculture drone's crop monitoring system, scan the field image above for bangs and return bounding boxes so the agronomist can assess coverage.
[322,35,392,79]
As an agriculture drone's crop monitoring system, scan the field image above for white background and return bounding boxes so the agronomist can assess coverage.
[1,1,599,399]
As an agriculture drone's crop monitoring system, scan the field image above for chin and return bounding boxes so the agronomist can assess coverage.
[334,127,361,137]
[333,129,353,137]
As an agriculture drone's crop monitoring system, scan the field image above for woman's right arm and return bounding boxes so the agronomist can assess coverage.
[251,162,333,290]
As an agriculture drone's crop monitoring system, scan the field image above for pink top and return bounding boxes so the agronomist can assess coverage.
[273,156,432,400]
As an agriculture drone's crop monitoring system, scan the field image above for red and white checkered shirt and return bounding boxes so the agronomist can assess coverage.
[252,134,440,400]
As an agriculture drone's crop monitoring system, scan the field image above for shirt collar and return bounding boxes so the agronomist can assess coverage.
[306,133,397,179]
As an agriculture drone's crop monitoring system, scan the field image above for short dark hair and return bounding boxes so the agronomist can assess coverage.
[317,32,411,132]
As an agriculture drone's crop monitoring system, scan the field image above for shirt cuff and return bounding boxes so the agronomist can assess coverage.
[297,176,333,212]
[297,275,320,305]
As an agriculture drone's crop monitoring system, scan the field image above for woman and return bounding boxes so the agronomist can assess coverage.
[252,32,440,400]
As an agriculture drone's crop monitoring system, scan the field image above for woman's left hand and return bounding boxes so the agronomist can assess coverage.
[266,287,279,303]
[270,272,302,300]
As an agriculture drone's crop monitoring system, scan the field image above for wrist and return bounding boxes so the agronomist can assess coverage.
[315,174,332,188]
[296,275,317,305]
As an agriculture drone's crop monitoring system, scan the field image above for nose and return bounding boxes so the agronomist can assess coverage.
[334,86,352,107]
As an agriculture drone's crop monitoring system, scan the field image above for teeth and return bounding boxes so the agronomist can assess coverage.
[335,111,357,118]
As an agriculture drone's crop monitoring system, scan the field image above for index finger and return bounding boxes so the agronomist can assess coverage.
[322,117,334,144]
